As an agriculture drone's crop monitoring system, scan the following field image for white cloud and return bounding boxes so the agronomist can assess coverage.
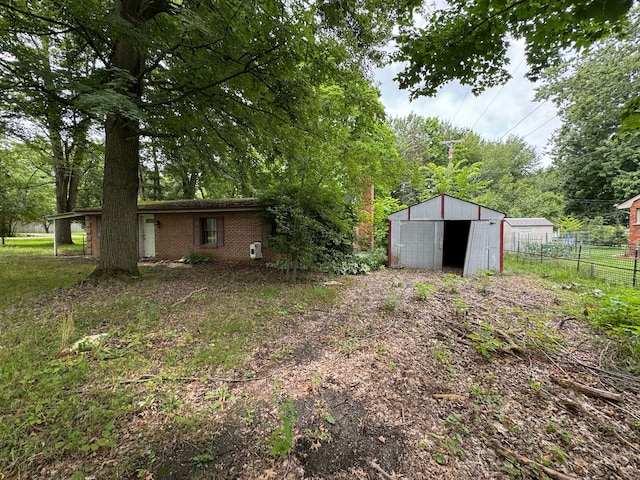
[374,41,561,166]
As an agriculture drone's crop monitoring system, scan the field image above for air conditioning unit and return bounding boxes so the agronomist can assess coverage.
[250,242,262,260]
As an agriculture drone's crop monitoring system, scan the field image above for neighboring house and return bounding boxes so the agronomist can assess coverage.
[616,194,640,255]
[387,194,505,276]
[53,198,274,262]
[503,218,555,252]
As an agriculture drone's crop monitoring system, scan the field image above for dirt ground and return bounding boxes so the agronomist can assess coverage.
[38,265,640,479]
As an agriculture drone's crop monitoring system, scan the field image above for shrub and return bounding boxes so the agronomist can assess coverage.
[180,251,212,265]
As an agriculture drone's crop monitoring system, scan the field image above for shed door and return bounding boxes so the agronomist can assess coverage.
[395,220,443,269]
[463,221,501,276]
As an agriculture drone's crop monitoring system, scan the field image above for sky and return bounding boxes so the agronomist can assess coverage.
[373,40,562,167]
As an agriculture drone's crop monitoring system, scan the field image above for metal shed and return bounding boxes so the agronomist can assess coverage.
[388,194,506,276]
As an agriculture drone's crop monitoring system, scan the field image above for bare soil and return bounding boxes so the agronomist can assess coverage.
[38,265,640,479]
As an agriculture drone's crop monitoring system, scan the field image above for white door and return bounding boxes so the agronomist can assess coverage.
[139,215,156,258]
[463,221,501,276]
[394,220,443,269]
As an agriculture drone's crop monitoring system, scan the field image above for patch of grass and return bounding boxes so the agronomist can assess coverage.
[0,255,342,478]
[0,233,87,257]
[0,257,95,305]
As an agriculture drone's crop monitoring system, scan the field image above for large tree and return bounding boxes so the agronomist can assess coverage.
[0,0,413,276]
[537,10,640,220]
[0,12,97,245]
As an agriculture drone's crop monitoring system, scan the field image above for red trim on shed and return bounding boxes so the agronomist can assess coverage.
[478,205,481,220]
[441,194,445,219]
[387,221,392,267]
[407,206,411,221]
[500,219,505,272]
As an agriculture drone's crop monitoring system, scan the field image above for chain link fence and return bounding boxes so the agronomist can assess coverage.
[505,232,639,288]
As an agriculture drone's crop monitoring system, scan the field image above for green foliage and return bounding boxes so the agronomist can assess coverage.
[420,160,489,201]
[320,249,387,276]
[394,0,632,97]
[414,281,436,300]
[269,398,298,458]
[179,252,212,265]
[538,11,640,220]
[260,190,357,279]
[468,324,507,358]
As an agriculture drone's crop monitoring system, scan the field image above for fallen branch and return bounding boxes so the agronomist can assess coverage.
[555,395,640,454]
[370,460,397,480]
[491,441,577,480]
[171,287,208,307]
[432,393,469,402]
[551,375,623,402]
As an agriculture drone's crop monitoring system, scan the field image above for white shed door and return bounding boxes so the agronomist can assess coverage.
[396,221,443,269]
[463,221,500,276]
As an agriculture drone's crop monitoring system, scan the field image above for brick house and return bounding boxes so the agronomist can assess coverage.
[616,194,640,256]
[74,198,274,261]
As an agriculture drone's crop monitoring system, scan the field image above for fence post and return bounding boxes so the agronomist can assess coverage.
[577,243,582,272]
[540,241,543,263]
[633,244,639,288]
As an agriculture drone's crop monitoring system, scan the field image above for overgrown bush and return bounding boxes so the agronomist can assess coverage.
[180,251,212,265]
[319,249,387,275]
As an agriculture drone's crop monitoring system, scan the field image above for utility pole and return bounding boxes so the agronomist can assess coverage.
[438,139,464,162]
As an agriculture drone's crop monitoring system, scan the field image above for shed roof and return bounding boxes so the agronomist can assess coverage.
[616,194,640,209]
[504,217,554,227]
[388,194,505,222]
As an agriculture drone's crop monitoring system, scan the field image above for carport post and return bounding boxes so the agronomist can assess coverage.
[53,219,58,257]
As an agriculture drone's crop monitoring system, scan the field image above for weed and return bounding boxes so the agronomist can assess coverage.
[269,348,293,362]
[470,383,502,407]
[245,408,256,426]
[454,297,468,317]
[544,445,570,465]
[204,385,236,411]
[441,273,461,293]
[433,343,456,374]
[391,276,402,288]
[310,372,322,390]
[468,323,507,358]
[269,398,298,458]
[58,310,75,354]
[384,291,402,311]
[191,453,215,468]
[414,281,436,300]
[306,427,333,444]
[545,421,573,445]
[322,411,336,425]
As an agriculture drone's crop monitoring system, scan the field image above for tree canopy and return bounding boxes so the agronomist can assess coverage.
[394,0,634,97]
[537,9,640,220]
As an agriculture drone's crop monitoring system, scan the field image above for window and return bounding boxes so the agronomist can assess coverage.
[203,218,217,244]
[637,208,640,224]
[193,216,224,247]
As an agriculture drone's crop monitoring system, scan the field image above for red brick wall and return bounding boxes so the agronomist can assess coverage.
[629,199,640,256]
[84,211,274,261]
[85,215,100,257]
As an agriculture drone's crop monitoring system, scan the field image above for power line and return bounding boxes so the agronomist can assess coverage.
[470,57,525,130]
[500,100,548,139]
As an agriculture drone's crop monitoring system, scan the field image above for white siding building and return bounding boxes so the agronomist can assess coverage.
[388,195,505,276]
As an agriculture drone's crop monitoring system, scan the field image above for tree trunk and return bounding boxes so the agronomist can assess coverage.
[93,0,144,276]
[95,113,140,275]
[91,0,172,277]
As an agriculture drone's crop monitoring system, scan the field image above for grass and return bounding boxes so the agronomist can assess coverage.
[0,240,342,478]
[0,232,88,257]
[504,254,640,373]
[507,245,638,287]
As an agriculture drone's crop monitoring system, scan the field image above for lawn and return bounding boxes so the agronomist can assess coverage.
[1,247,639,479]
